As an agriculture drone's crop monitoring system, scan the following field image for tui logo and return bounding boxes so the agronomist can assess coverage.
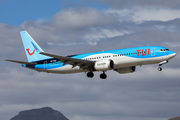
[26,48,35,55]
[136,49,150,56]
[26,42,41,56]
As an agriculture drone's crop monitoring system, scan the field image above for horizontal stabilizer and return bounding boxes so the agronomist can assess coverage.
[5,59,37,65]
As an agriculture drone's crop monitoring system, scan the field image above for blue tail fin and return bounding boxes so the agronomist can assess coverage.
[20,31,52,62]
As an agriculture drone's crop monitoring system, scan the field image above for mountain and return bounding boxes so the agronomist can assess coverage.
[168,116,180,120]
[10,107,69,120]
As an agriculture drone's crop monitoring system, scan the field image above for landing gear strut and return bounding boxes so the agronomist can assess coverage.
[87,72,94,78]
[158,60,168,71]
[100,71,107,79]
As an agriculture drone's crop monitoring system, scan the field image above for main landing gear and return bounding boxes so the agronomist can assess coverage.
[86,71,107,79]
[100,71,107,79]
[87,72,94,78]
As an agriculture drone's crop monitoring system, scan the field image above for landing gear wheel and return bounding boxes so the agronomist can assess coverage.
[158,67,162,71]
[87,72,94,78]
[100,73,107,79]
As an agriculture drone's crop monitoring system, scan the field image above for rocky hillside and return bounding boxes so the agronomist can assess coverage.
[168,116,180,120]
[10,107,69,120]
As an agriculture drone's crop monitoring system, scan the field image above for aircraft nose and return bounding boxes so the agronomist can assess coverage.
[173,52,177,57]
[171,52,176,58]
[167,52,176,60]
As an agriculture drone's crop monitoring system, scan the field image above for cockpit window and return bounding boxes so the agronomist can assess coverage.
[160,49,169,51]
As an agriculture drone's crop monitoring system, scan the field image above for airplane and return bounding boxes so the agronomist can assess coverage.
[6,31,176,79]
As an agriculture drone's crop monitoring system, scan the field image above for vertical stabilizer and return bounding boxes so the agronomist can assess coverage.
[20,31,52,62]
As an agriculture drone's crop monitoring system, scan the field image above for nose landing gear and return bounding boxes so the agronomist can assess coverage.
[158,60,168,71]
[158,67,162,71]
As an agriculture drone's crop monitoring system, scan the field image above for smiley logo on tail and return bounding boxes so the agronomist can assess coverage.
[26,48,35,55]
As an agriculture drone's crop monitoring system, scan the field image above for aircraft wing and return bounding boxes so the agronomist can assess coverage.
[40,52,95,70]
[5,59,37,65]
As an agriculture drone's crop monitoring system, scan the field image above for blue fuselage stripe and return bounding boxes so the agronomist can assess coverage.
[25,46,175,69]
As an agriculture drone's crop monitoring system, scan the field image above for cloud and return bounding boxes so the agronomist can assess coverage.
[18,8,120,47]
[87,0,180,9]
[51,8,101,30]
[106,8,180,22]
[1,67,180,120]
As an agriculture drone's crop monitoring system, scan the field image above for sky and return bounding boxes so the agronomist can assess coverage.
[0,0,180,120]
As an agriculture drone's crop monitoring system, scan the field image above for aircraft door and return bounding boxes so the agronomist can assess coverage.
[44,61,47,69]
[151,48,156,56]
[99,55,103,60]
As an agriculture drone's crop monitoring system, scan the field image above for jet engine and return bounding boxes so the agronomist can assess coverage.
[115,66,136,74]
[94,60,114,71]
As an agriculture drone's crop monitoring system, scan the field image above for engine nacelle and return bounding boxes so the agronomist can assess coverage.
[115,66,136,74]
[94,60,114,71]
